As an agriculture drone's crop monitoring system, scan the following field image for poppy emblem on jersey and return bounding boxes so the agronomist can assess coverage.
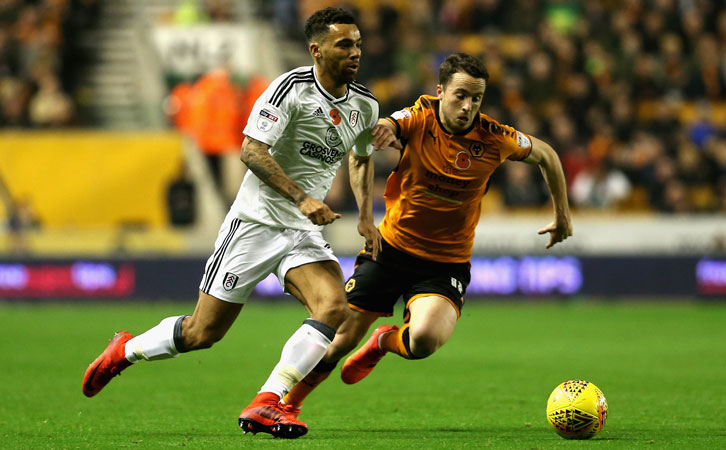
[345,278,356,292]
[455,151,471,170]
[469,141,485,158]
[349,110,359,127]
[325,127,342,147]
[223,272,239,291]
[329,108,342,125]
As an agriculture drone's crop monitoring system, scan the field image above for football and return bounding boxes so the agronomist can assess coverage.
[546,379,608,439]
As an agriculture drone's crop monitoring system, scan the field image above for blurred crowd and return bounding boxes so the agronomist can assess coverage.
[3,0,726,216]
[0,0,95,127]
[267,0,726,214]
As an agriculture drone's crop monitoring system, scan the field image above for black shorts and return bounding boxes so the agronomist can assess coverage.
[345,238,471,322]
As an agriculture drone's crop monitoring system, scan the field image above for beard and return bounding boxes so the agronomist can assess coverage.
[335,67,357,84]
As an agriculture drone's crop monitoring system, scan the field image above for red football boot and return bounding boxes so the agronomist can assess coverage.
[82,331,133,397]
[238,392,308,439]
[279,402,302,420]
[341,324,398,384]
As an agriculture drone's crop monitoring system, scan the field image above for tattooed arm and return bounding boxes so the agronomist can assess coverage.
[240,136,340,225]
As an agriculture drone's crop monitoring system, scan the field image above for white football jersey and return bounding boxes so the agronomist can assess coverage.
[231,65,379,231]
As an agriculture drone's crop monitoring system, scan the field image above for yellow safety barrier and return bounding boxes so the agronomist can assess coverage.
[0,131,184,228]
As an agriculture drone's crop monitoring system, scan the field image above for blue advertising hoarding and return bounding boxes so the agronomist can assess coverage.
[1,255,723,300]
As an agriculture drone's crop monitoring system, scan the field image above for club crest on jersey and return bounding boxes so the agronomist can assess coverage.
[345,278,355,292]
[455,151,471,170]
[349,110,359,127]
[223,272,239,291]
[325,127,342,147]
[469,141,485,158]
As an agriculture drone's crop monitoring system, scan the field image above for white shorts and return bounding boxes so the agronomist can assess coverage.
[199,217,339,304]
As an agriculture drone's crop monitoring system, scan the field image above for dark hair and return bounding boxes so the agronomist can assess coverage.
[304,7,356,43]
[439,53,490,86]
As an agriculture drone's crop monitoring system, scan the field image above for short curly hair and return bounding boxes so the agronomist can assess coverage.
[439,53,490,86]
[304,7,356,43]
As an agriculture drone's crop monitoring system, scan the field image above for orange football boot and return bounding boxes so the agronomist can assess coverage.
[239,392,308,439]
[341,324,398,384]
[82,331,133,397]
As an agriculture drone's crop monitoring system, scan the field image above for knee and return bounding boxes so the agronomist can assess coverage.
[315,297,349,329]
[327,334,358,360]
[408,329,444,358]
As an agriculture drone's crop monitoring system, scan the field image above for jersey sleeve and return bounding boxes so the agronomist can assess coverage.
[386,96,426,140]
[494,122,533,162]
[353,100,379,157]
[242,77,295,147]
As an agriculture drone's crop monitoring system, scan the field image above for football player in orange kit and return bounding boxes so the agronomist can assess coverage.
[280,52,573,417]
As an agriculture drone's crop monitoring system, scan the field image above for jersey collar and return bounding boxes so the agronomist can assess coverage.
[313,66,350,104]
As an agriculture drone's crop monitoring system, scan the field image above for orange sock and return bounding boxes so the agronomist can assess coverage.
[379,324,412,358]
[283,366,333,408]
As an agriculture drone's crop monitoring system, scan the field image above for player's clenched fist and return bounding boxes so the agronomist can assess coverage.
[297,196,341,225]
[371,123,401,150]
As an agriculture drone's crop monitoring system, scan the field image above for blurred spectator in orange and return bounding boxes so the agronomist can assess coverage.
[165,81,194,134]
[186,66,245,203]
[165,67,270,204]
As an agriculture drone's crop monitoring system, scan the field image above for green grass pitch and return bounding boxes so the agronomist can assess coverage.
[1,299,725,449]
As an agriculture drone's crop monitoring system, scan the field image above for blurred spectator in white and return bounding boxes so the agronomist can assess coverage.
[28,71,73,126]
[571,158,632,209]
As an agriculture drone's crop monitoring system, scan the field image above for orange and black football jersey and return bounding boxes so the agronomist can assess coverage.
[380,95,533,263]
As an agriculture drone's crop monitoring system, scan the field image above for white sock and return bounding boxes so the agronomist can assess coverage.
[125,316,185,363]
[259,321,333,398]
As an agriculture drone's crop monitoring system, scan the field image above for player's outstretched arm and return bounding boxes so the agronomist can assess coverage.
[348,152,381,259]
[240,136,340,225]
[522,136,572,249]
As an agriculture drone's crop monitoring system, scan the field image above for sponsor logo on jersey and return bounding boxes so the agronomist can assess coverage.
[469,141,485,158]
[424,170,471,188]
[391,108,412,121]
[325,127,342,147]
[259,109,279,122]
[299,141,346,164]
[349,110,359,127]
[313,107,325,118]
[223,272,239,291]
[329,108,342,125]
[516,131,532,148]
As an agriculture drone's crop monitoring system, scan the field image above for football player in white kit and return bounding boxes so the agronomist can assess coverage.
[82,7,398,439]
